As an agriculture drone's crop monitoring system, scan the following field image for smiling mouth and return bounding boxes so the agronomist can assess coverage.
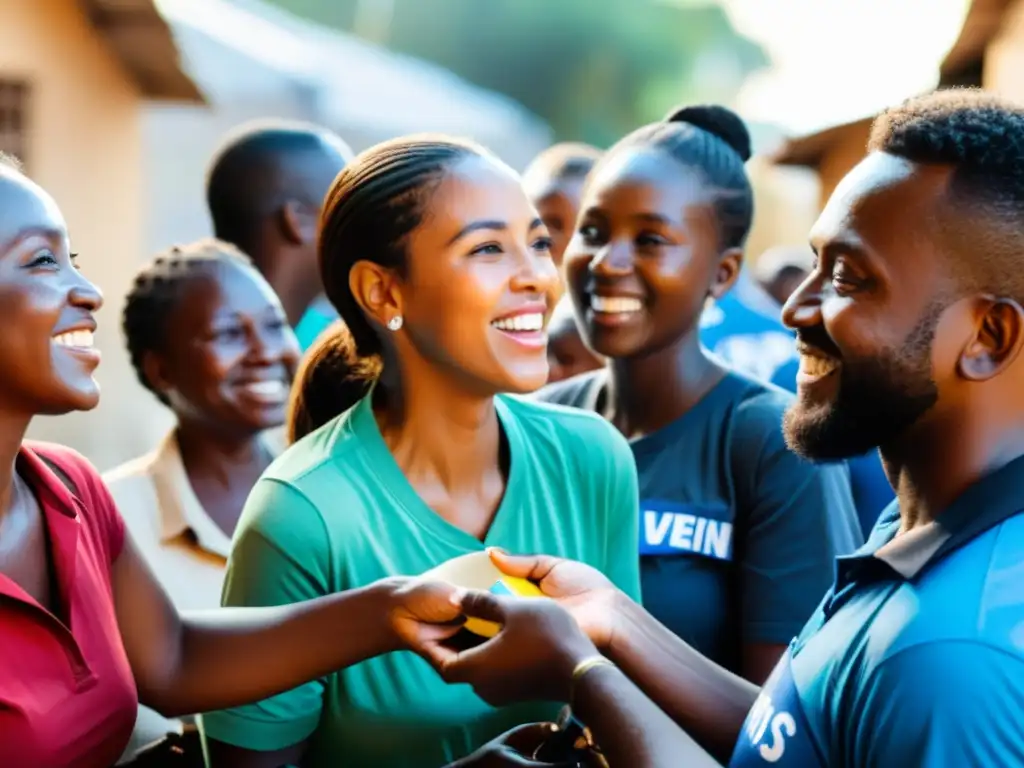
[590,296,643,315]
[53,330,95,349]
[491,313,545,333]
[798,352,840,380]
[238,380,289,404]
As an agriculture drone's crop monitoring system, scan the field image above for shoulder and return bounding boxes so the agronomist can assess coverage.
[500,391,631,463]
[531,370,603,408]
[25,440,125,557]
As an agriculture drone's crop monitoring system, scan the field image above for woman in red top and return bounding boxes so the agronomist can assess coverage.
[0,155,553,768]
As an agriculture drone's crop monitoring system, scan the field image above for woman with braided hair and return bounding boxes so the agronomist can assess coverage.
[104,238,299,763]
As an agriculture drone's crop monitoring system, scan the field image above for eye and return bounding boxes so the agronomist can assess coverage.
[579,224,603,245]
[635,232,670,248]
[531,236,553,253]
[469,242,503,256]
[26,249,58,268]
[213,326,247,342]
[830,259,863,293]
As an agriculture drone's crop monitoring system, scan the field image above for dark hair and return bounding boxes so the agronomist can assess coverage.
[869,88,1024,299]
[205,120,352,258]
[312,134,485,419]
[285,321,375,443]
[123,238,252,405]
[524,142,603,184]
[602,104,754,249]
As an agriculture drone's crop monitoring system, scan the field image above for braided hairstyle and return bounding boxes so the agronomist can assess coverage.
[123,238,252,405]
[311,134,486,420]
[603,104,754,250]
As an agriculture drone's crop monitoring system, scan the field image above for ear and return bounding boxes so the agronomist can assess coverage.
[708,247,743,300]
[958,297,1024,381]
[140,349,175,400]
[349,259,403,332]
[280,200,318,246]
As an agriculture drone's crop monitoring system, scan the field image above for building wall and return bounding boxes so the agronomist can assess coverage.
[0,0,170,470]
[984,0,1024,98]
[746,158,820,263]
[813,120,872,210]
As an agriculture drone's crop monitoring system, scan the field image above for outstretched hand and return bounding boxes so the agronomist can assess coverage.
[413,588,598,707]
[486,549,623,650]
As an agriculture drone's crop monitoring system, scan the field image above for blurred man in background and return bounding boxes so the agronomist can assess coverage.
[205,120,353,351]
[754,244,814,306]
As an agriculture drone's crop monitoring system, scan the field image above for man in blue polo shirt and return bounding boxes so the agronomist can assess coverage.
[410,90,1024,767]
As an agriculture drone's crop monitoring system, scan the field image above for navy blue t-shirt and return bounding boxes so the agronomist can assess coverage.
[538,370,862,671]
[730,454,1024,767]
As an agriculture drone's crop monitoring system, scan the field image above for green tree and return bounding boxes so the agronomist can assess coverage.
[267,0,765,145]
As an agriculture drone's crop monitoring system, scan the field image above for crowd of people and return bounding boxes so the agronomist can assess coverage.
[0,86,1022,768]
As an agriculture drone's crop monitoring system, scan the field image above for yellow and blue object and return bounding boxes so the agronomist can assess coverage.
[463,576,544,638]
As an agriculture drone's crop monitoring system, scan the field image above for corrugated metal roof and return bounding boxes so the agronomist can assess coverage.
[79,0,204,102]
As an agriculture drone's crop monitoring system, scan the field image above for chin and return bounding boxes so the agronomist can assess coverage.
[783,401,883,462]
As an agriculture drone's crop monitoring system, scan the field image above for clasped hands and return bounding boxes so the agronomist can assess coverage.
[382,550,622,765]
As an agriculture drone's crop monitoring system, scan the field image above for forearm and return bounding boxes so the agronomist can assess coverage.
[606,595,758,763]
[573,665,721,768]
[143,582,396,716]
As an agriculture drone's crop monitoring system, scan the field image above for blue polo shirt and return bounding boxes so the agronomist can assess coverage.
[730,454,1024,767]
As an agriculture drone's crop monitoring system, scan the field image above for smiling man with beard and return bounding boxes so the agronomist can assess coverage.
[400,89,1024,768]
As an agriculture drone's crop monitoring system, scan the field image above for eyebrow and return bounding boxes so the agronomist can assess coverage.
[632,212,674,226]
[447,217,545,245]
[0,225,66,252]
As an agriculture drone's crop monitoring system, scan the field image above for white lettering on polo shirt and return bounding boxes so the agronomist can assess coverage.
[745,691,797,763]
[641,508,733,559]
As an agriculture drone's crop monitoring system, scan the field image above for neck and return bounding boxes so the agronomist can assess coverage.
[174,419,268,482]
[250,244,319,326]
[605,329,723,438]
[376,364,501,494]
[880,405,1024,531]
[0,410,33,516]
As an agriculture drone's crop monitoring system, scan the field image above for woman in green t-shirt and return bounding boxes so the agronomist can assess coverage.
[202,136,642,768]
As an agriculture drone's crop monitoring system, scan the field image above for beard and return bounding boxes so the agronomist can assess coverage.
[783,304,942,461]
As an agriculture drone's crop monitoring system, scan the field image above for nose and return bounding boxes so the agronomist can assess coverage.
[590,240,633,277]
[509,240,560,295]
[69,271,103,312]
[781,270,822,331]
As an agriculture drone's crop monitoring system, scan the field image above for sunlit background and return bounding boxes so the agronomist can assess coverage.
[8,0,1017,465]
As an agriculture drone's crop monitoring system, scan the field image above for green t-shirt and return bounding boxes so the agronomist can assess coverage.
[200,393,641,768]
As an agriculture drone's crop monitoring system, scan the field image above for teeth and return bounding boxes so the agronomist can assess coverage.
[799,354,838,377]
[243,381,287,398]
[591,296,642,314]
[53,330,95,348]
[491,313,544,332]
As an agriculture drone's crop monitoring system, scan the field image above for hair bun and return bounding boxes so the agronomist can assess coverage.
[665,105,751,162]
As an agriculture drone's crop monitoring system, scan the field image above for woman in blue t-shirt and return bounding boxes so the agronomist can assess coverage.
[538,105,863,683]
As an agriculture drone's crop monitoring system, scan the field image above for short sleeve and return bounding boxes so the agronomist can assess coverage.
[600,426,642,603]
[198,478,332,752]
[848,642,1024,767]
[732,394,862,645]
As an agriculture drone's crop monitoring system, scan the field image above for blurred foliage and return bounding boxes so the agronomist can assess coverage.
[265,0,766,145]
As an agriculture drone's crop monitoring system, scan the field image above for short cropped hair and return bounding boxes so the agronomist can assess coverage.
[869,88,1024,300]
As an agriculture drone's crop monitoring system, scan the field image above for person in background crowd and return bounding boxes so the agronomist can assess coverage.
[411,89,1024,768]
[284,319,369,445]
[523,142,605,383]
[522,141,603,268]
[205,120,352,350]
[202,135,642,768]
[0,152,529,768]
[104,239,300,764]
[752,244,813,306]
[546,296,603,384]
[538,105,861,684]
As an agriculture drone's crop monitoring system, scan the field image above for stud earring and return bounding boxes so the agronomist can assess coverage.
[387,316,403,331]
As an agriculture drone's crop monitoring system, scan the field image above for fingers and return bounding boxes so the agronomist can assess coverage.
[458,589,511,623]
[487,548,560,584]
